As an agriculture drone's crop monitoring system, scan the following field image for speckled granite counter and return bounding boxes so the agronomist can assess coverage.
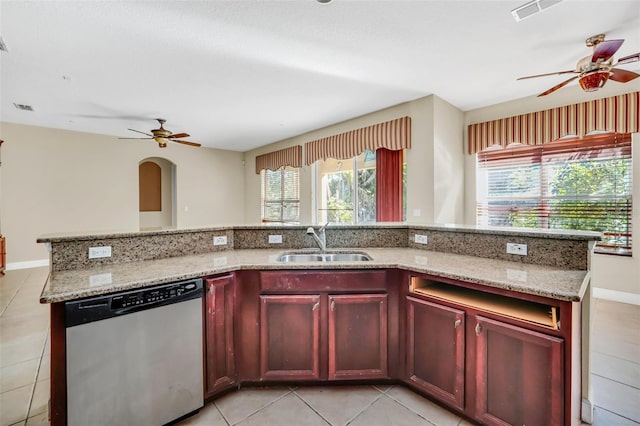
[40,247,590,304]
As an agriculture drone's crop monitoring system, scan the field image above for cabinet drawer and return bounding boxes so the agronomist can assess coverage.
[260,270,386,292]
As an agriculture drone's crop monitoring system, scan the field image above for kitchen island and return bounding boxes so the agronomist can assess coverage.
[38,224,600,426]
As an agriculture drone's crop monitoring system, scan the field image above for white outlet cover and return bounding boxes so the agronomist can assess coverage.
[213,236,228,246]
[414,234,429,244]
[88,246,112,259]
[269,235,283,244]
[506,243,528,256]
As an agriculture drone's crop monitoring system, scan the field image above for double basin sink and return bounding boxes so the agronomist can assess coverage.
[276,251,372,263]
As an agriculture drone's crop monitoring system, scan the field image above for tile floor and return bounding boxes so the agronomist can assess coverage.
[0,267,638,425]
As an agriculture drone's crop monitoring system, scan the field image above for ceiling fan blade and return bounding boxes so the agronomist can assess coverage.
[592,39,624,62]
[517,70,577,80]
[127,128,153,137]
[118,137,153,140]
[537,75,580,97]
[172,140,201,147]
[617,52,640,65]
[610,68,640,83]
[168,132,190,139]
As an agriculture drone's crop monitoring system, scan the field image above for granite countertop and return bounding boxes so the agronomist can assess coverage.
[40,248,590,304]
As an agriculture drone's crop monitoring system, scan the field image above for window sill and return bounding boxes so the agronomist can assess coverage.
[593,248,632,257]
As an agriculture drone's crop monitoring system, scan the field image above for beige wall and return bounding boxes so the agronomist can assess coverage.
[243,94,465,225]
[0,122,245,264]
[463,82,640,295]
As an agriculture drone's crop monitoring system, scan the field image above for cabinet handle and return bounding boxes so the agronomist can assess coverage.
[312,302,319,311]
[454,319,461,329]
[331,300,336,311]
[475,323,482,336]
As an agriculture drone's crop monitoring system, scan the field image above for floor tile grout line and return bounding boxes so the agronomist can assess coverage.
[24,328,50,421]
[0,271,28,317]
[381,392,442,426]
[208,401,232,426]
[290,389,334,425]
[343,391,387,426]
[216,388,293,426]
[594,404,640,424]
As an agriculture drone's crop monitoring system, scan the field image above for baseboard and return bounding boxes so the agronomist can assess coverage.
[581,398,594,424]
[593,287,640,306]
[5,259,49,271]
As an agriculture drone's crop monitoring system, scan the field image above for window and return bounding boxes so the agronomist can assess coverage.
[477,133,632,255]
[261,167,300,223]
[315,151,377,224]
[314,150,407,224]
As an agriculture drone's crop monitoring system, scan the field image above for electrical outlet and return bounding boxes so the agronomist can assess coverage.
[506,243,528,256]
[213,236,228,246]
[414,234,429,244]
[88,246,111,259]
[268,235,283,244]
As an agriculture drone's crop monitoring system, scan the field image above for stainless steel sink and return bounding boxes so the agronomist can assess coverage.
[276,252,372,263]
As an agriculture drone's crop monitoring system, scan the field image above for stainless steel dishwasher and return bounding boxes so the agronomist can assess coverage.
[65,278,204,426]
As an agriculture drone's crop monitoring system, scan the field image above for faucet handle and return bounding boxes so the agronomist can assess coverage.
[318,222,330,233]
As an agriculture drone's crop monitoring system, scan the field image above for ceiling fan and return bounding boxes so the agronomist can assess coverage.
[518,34,640,97]
[119,118,201,148]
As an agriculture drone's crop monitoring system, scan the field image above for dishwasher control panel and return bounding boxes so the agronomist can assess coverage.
[111,282,199,309]
[65,278,203,327]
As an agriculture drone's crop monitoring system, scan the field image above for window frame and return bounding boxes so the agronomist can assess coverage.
[260,166,300,224]
[476,133,632,256]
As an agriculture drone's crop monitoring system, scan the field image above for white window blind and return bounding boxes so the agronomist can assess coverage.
[261,167,300,223]
[477,133,632,255]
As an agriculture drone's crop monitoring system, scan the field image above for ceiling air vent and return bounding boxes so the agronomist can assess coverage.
[512,0,562,22]
[13,103,34,112]
[0,37,8,52]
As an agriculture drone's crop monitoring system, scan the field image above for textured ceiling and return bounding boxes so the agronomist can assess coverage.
[1,1,639,151]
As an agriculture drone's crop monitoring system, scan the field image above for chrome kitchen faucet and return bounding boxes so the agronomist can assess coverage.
[307,222,329,252]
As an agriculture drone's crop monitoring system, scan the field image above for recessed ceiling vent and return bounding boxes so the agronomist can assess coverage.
[13,103,34,112]
[0,37,8,52]
[512,0,562,22]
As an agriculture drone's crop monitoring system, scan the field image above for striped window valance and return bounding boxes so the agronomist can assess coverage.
[468,92,639,154]
[255,145,302,174]
[305,116,411,165]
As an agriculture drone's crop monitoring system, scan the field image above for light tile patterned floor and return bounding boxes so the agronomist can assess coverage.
[0,267,638,425]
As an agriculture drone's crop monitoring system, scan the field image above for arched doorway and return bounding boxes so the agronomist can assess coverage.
[139,157,176,229]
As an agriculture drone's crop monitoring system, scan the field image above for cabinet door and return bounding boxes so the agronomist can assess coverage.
[406,297,465,410]
[328,294,388,380]
[204,275,236,398]
[260,295,321,381]
[474,315,564,426]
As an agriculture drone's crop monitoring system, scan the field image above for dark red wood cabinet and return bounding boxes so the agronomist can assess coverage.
[204,274,236,398]
[256,270,389,382]
[474,315,564,426]
[406,296,465,410]
[260,294,321,380]
[328,294,388,380]
[405,272,570,426]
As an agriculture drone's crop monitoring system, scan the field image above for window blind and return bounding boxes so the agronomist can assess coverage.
[261,167,300,223]
[477,133,632,255]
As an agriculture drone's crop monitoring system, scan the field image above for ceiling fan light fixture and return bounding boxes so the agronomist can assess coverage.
[578,71,610,92]
[154,137,169,148]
